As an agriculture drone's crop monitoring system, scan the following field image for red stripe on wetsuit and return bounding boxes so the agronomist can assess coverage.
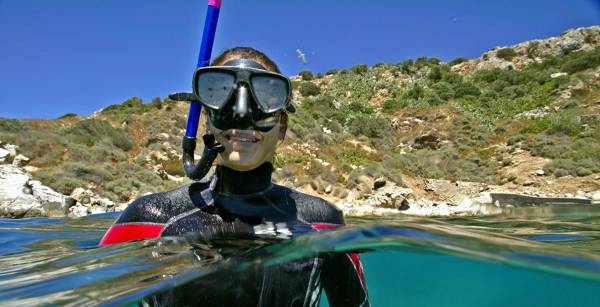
[311,223,368,289]
[98,223,165,246]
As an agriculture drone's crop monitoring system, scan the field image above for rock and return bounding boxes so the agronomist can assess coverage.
[157,133,170,141]
[522,180,535,186]
[397,198,410,211]
[412,130,442,150]
[551,72,568,78]
[324,184,332,194]
[535,169,545,176]
[424,179,487,205]
[68,203,88,217]
[1,144,18,159]
[69,188,115,217]
[591,191,600,201]
[12,154,30,167]
[0,148,10,164]
[373,177,386,190]
[29,180,70,216]
[575,190,587,199]
[363,185,412,209]
[0,165,69,218]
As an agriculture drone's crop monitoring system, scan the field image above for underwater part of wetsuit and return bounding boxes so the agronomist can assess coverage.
[100,163,368,306]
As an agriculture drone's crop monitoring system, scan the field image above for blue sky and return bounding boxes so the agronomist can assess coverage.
[0,0,599,119]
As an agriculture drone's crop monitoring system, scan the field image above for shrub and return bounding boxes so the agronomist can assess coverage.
[63,119,134,151]
[584,30,596,44]
[520,117,551,134]
[329,73,375,105]
[382,99,404,113]
[383,146,497,183]
[526,42,540,59]
[299,82,321,97]
[0,118,27,133]
[561,48,600,73]
[399,59,414,74]
[546,112,582,136]
[347,101,373,114]
[496,48,517,61]
[326,69,338,75]
[453,82,480,98]
[347,114,390,138]
[427,66,442,82]
[350,64,368,75]
[432,81,455,100]
[336,147,369,166]
[34,169,84,195]
[449,57,468,66]
[58,113,78,119]
[404,84,426,100]
[299,70,313,81]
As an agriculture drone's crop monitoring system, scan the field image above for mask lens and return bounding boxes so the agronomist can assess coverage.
[250,75,289,112]
[196,71,235,109]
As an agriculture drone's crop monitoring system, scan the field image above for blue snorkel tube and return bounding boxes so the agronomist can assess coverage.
[170,0,224,180]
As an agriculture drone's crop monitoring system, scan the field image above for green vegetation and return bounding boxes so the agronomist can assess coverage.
[496,47,518,61]
[3,29,600,204]
[449,57,468,66]
[299,81,321,97]
[299,70,313,81]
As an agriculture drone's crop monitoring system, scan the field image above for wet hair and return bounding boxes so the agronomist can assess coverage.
[208,47,288,140]
[211,47,281,73]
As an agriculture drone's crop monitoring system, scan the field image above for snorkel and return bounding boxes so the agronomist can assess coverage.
[170,0,224,180]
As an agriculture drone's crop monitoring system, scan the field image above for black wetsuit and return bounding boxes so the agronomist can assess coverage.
[100,163,368,306]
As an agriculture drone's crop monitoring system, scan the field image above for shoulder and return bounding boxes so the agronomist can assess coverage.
[278,184,345,225]
[116,182,209,224]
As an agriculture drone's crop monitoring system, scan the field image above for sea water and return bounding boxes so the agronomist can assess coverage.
[1,205,600,306]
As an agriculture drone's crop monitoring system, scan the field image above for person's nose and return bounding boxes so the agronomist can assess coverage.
[232,85,249,120]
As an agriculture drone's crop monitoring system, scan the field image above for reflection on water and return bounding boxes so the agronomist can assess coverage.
[1,205,600,306]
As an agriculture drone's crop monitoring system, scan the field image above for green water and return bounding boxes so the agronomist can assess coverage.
[2,205,600,306]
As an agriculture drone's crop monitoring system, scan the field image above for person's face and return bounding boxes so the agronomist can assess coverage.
[209,112,282,171]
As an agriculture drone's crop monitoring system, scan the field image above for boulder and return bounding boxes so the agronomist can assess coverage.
[12,154,30,167]
[424,179,488,205]
[373,177,386,190]
[412,130,442,150]
[0,148,10,164]
[29,180,71,216]
[363,185,412,209]
[0,165,69,217]
[68,188,115,217]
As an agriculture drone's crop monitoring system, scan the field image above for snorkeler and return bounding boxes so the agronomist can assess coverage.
[99,47,369,306]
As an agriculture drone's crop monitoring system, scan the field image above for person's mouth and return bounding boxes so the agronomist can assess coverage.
[223,130,261,143]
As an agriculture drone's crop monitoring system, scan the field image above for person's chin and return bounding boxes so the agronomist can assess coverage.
[222,151,262,171]
[223,159,262,171]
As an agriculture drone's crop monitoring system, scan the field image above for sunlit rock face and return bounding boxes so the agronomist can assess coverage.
[0,164,69,218]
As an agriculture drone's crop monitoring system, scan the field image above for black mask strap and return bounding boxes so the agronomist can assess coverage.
[222,59,267,70]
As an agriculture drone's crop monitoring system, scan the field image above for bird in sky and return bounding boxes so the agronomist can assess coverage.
[296,49,307,64]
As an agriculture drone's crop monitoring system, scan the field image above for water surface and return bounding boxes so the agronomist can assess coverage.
[2,204,600,306]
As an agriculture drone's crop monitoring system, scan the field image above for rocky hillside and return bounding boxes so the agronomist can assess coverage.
[1,26,600,218]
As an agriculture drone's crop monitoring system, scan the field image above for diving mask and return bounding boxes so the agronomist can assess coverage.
[192,59,295,132]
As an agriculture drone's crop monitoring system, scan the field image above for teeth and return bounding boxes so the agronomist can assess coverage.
[227,136,257,142]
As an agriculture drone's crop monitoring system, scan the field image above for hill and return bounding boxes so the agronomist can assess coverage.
[1,26,600,217]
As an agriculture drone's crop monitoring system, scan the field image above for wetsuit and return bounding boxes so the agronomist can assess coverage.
[100,163,368,306]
